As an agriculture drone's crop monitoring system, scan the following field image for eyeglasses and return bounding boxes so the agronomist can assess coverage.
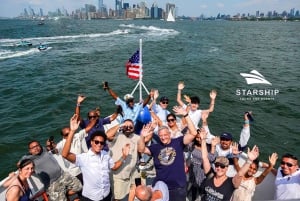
[280,161,295,167]
[124,126,134,130]
[214,162,227,169]
[93,140,105,145]
[88,115,98,119]
[162,101,168,104]
[29,144,40,149]
[167,118,175,122]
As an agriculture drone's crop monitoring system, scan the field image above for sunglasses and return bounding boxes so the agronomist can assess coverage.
[93,140,105,145]
[167,118,175,122]
[214,162,227,169]
[161,101,168,104]
[280,161,294,167]
[124,126,134,130]
[88,115,98,119]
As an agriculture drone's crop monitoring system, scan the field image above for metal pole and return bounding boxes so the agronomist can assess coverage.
[139,38,142,101]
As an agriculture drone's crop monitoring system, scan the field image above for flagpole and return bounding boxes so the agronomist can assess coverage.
[139,39,142,101]
[130,39,149,100]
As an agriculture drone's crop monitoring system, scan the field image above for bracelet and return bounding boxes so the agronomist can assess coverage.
[76,103,81,107]
[246,159,252,164]
[119,156,126,163]
[183,113,189,118]
[244,120,249,124]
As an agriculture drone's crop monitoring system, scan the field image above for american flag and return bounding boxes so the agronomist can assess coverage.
[126,50,141,80]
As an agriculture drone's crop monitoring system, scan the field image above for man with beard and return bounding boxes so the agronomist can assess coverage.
[106,119,142,201]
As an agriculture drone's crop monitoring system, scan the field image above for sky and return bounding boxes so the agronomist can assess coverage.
[0,0,299,18]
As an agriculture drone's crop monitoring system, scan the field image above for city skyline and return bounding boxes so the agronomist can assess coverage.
[0,0,299,18]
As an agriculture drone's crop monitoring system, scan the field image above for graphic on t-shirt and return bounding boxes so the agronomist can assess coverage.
[205,186,224,201]
[158,147,176,165]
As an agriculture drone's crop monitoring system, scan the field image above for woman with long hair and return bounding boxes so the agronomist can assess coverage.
[5,159,35,201]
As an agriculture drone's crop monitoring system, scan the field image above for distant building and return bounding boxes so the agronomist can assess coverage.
[40,8,43,17]
[166,3,175,19]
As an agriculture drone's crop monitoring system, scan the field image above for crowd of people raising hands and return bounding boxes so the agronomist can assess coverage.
[3,81,300,201]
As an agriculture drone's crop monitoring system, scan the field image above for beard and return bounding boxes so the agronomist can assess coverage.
[123,129,134,136]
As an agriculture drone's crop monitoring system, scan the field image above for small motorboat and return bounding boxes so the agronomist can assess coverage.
[38,44,48,51]
[16,40,32,47]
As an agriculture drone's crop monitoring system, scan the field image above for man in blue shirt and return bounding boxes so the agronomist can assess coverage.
[103,82,152,124]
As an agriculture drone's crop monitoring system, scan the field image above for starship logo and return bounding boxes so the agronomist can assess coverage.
[240,70,272,85]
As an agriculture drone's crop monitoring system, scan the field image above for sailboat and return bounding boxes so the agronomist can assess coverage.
[166,10,175,22]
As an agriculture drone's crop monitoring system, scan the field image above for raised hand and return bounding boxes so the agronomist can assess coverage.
[153,89,159,100]
[247,145,259,161]
[269,152,278,167]
[198,127,207,140]
[211,136,220,147]
[232,142,241,156]
[140,123,153,138]
[178,81,185,90]
[103,81,109,90]
[210,90,217,100]
[172,105,186,116]
[201,111,209,122]
[70,114,80,131]
[77,95,86,104]
[149,89,155,99]
[183,95,191,104]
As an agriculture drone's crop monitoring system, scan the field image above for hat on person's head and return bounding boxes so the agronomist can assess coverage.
[160,96,169,102]
[124,94,134,102]
[220,132,233,141]
[215,156,229,166]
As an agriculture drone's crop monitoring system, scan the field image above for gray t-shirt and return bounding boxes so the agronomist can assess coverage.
[21,148,62,188]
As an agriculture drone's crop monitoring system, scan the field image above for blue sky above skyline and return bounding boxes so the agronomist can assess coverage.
[0,0,299,18]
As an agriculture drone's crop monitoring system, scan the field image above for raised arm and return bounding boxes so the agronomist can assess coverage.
[176,81,185,107]
[75,95,86,121]
[239,112,251,150]
[206,90,217,112]
[142,89,154,107]
[150,109,163,127]
[103,82,118,100]
[109,106,121,122]
[148,89,159,110]
[232,142,242,172]
[137,124,153,155]
[173,106,197,145]
[200,128,211,174]
[111,143,130,170]
[232,145,259,188]
[255,152,278,185]
[61,114,80,163]
[106,124,120,141]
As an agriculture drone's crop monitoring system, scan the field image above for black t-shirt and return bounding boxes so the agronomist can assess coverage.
[202,176,235,201]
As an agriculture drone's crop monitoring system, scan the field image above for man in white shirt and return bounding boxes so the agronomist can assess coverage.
[62,114,130,201]
[274,153,300,200]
